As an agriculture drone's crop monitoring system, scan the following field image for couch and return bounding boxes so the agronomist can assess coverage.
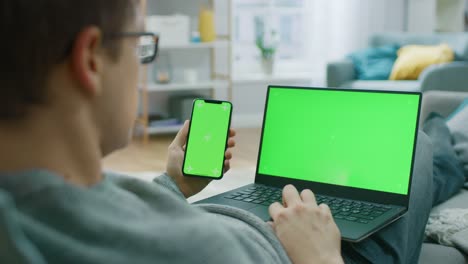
[418,91,468,264]
[327,33,468,93]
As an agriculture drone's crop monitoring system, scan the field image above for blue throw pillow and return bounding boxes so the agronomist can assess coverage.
[347,44,400,80]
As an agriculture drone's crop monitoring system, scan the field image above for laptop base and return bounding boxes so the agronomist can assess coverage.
[195,183,406,242]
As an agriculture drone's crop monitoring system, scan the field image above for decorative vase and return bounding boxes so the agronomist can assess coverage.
[199,6,216,42]
[261,57,275,75]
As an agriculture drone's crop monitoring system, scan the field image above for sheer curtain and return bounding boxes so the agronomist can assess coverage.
[305,0,406,80]
[436,0,466,32]
[230,0,406,80]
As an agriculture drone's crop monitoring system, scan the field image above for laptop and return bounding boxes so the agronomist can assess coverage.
[195,86,422,242]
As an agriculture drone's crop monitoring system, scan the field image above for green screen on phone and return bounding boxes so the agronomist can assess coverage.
[183,99,232,178]
[258,87,420,195]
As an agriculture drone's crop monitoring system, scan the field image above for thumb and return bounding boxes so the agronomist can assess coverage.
[173,120,190,147]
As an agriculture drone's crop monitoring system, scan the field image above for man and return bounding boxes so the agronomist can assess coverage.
[0,0,455,263]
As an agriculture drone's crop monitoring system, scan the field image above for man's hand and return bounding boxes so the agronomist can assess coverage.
[269,185,344,264]
[166,120,236,198]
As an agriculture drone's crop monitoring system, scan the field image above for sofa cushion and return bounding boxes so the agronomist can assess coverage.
[431,189,468,214]
[419,243,467,264]
[340,80,420,92]
[347,44,399,80]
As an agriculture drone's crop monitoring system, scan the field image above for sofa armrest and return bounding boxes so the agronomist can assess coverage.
[420,91,468,125]
[419,62,468,92]
[326,60,356,88]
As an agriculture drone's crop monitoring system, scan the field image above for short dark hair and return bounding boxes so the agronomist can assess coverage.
[0,0,137,120]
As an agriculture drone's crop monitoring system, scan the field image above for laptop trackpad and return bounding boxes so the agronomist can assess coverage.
[248,205,271,221]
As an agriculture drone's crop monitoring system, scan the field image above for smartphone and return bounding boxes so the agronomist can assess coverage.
[183,99,233,179]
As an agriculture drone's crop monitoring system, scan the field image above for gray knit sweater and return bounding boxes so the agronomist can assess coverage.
[0,170,290,263]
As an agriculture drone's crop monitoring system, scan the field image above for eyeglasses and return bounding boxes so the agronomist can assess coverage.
[110,32,159,64]
[61,32,159,64]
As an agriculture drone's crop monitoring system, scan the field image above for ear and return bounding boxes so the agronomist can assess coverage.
[69,26,104,97]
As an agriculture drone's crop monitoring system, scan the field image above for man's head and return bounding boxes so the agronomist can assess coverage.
[0,0,144,155]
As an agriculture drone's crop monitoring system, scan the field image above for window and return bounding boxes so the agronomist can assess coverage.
[232,0,312,76]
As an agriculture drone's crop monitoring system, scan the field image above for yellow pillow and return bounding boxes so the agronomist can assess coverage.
[389,44,454,80]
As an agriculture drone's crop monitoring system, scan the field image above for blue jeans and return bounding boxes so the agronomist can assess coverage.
[424,114,465,206]
[342,114,465,263]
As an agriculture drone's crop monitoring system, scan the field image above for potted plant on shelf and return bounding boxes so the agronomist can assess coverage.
[255,17,279,75]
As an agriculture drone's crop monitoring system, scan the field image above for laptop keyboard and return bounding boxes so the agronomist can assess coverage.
[224,185,393,224]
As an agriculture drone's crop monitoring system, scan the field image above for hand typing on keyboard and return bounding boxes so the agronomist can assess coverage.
[268,185,344,264]
[224,186,391,224]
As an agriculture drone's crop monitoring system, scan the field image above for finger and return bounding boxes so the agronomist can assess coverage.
[223,160,230,173]
[229,129,236,137]
[268,202,284,221]
[225,150,232,160]
[282,185,301,207]
[300,189,317,205]
[227,138,236,148]
[171,120,190,148]
[319,203,332,215]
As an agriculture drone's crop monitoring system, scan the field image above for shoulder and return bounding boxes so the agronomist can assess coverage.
[0,190,46,263]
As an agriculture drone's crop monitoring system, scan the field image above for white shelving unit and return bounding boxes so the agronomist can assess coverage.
[141,81,221,92]
[147,124,184,135]
[232,72,313,84]
[137,0,232,141]
[159,40,229,50]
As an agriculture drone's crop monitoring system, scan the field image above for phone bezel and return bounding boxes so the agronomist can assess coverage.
[182,99,233,180]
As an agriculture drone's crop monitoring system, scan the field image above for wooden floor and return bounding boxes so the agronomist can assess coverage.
[103,127,262,172]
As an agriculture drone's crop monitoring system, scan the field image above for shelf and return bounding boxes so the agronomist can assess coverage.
[159,40,229,50]
[232,72,313,84]
[140,2,231,142]
[135,117,182,135]
[147,124,183,135]
[140,81,221,92]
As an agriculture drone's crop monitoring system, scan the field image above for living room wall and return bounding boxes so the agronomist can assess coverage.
[145,0,467,128]
[408,0,467,32]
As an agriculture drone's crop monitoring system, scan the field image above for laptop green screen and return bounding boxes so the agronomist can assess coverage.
[258,87,420,195]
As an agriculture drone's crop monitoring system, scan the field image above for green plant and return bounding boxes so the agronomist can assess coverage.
[256,32,277,60]
[255,17,278,60]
